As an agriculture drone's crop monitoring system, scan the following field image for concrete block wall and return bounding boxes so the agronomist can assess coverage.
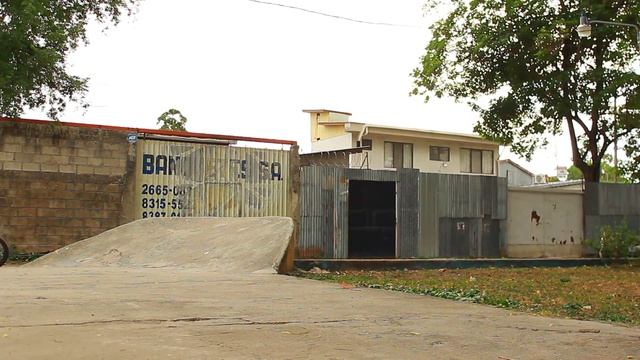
[0,120,136,252]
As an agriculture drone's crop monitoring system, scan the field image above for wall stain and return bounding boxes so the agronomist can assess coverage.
[531,211,541,225]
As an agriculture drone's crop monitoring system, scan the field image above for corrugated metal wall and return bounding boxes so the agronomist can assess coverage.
[134,139,290,219]
[584,182,640,241]
[419,173,506,257]
[397,169,420,257]
[298,166,506,259]
[299,166,347,258]
[299,166,417,258]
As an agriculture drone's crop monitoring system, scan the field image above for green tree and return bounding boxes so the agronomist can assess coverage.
[567,165,584,180]
[157,109,187,131]
[412,0,640,182]
[621,151,640,183]
[0,1,138,118]
[621,110,640,182]
[566,154,629,182]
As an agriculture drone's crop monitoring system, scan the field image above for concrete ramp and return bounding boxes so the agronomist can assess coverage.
[29,217,293,273]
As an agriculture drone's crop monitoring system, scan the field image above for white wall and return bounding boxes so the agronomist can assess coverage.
[310,133,353,152]
[356,133,498,175]
[506,188,584,258]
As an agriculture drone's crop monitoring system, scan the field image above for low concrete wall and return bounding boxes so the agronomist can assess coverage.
[505,187,584,258]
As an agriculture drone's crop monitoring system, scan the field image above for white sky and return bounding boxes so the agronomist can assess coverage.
[23,0,576,175]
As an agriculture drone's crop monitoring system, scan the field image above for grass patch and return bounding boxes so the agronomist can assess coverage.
[296,265,640,325]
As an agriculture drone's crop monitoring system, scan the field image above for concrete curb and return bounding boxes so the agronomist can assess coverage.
[295,258,640,271]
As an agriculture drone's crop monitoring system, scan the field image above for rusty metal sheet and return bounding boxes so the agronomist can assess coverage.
[134,139,289,219]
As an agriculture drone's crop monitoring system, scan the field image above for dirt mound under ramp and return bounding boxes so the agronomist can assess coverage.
[29,217,293,273]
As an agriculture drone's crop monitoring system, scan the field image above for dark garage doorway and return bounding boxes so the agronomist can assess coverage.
[348,180,396,258]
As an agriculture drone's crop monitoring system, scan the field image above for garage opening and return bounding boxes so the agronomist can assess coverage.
[348,180,396,258]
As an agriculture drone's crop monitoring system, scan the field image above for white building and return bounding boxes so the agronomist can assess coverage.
[303,109,500,176]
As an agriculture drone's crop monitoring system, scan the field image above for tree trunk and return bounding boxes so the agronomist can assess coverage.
[579,163,600,182]
[567,117,600,182]
[566,115,603,183]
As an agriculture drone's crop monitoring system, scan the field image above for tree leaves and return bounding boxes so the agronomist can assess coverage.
[0,0,138,119]
[157,109,188,132]
[412,0,640,182]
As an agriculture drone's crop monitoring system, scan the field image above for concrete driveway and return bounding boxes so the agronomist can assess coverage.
[1,217,638,359]
[1,266,639,359]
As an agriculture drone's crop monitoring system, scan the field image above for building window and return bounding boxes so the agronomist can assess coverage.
[357,139,372,150]
[429,146,450,161]
[481,150,493,174]
[384,142,413,169]
[460,149,494,174]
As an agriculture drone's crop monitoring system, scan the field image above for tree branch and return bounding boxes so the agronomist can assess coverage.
[572,112,590,134]
[599,138,612,159]
[566,116,587,166]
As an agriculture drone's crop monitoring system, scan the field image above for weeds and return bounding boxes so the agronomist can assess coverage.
[8,252,47,263]
[298,265,640,325]
[586,220,640,258]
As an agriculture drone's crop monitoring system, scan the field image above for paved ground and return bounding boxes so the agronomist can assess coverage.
[29,217,293,273]
[1,267,638,359]
[1,218,638,359]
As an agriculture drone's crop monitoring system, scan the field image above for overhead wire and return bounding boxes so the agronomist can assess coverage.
[247,0,419,28]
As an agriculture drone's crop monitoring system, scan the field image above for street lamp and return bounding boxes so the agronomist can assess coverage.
[576,13,640,49]
[576,14,593,37]
[576,13,639,183]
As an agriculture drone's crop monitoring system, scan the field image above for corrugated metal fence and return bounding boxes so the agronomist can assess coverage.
[584,182,640,241]
[298,166,506,259]
[298,167,414,258]
[420,173,507,257]
[135,139,290,219]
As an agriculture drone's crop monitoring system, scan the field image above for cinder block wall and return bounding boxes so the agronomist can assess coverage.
[0,120,136,253]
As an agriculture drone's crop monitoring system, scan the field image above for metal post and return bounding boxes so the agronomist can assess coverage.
[588,19,640,49]
[279,144,300,274]
[613,95,618,183]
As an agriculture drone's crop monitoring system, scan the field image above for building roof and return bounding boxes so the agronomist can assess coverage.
[302,109,353,116]
[498,159,534,177]
[522,180,584,189]
[303,108,498,145]
[345,123,498,146]
[301,146,369,156]
[509,180,584,194]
